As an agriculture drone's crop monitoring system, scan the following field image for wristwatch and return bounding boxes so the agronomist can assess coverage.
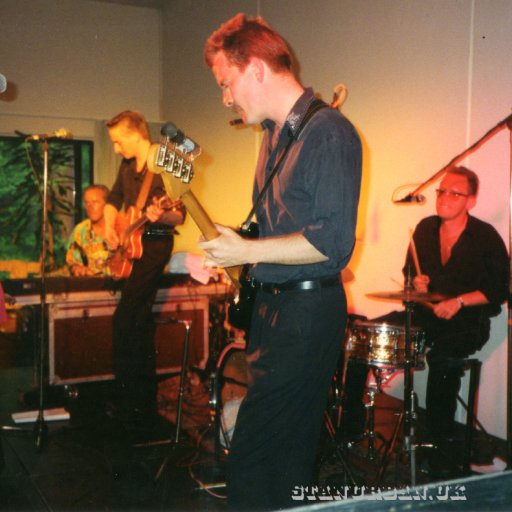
[456,296,465,307]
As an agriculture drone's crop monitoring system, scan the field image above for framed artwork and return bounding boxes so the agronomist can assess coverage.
[0,136,93,275]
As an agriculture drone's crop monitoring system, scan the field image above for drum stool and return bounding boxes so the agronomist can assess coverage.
[416,357,483,478]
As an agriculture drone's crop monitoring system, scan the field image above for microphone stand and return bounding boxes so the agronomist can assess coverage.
[394,113,512,202]
[33,138,50,452]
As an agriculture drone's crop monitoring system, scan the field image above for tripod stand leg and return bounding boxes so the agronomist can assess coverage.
[322,411,357,487]
[377,409,403,485]
[153,320,192,483]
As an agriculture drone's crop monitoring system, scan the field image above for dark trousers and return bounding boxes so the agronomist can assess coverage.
[112,235,173,413]
[227,285,347,511]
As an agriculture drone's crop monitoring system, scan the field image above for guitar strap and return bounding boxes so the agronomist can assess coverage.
[135,163,154,211]
[241,98,329,230]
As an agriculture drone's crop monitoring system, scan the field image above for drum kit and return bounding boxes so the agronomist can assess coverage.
[205,286,447,488]
[341,287,447,486]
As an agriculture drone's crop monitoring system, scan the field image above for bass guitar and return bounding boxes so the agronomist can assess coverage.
[108,195,176,279]
[147,126,254,330]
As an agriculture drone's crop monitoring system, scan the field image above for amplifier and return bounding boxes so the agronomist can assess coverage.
[48,295,209,385]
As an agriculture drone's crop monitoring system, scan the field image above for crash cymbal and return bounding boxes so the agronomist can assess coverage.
[367,289,448,302]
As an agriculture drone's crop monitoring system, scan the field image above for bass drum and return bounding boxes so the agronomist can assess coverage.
[209,341,248,449]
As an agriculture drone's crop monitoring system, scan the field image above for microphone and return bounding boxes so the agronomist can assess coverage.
[26,128,73,141]
[393,194,426,204]
[160,122,199,153]
[0,73,7,93]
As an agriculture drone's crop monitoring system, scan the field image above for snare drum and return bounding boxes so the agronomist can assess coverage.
[345,320,426,369]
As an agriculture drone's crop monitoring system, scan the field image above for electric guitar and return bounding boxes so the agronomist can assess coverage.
[108,195,176,279]
[147,133,255,330]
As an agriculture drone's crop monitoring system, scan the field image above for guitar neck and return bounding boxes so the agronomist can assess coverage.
[180,189,241,289]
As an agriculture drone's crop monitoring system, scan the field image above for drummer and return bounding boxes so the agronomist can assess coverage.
[343,166,508,473]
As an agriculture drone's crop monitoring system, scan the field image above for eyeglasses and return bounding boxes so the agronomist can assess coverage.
[435,188,471,199]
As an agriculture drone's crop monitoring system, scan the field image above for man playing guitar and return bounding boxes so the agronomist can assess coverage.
[103,110,185,424]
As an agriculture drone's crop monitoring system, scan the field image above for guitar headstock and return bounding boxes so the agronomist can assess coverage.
[147,136,201,199]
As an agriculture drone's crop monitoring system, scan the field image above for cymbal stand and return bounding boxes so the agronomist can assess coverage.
[376,297,418,487]
[323,409,357,487]
[401,297,417,486]
[363,367,394,462]
[152,319,192,482]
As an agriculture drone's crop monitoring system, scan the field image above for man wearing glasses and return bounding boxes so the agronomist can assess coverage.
[343,166,508,477]
[404,165,508,472]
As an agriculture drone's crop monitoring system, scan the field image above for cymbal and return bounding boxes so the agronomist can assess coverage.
[367,289,448,302]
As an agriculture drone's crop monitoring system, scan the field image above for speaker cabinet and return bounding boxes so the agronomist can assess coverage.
[48,295,208,384]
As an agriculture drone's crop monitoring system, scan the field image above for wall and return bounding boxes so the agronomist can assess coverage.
[0,0,510,439]
[160,0,511,439]
[0,0,162,186]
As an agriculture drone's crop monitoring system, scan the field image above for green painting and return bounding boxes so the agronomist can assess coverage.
[0,137,93,275]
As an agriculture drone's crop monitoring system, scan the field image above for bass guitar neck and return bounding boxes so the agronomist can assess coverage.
[180,189,242,290]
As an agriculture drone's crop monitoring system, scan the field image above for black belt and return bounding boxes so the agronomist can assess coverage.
[258,275,341,295]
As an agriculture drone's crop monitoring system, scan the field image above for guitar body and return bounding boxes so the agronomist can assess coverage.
[108,206,145,280]
[227,265,257,333]
[117,206,144,260]
[107,247,134,280]
[227,223,259,333]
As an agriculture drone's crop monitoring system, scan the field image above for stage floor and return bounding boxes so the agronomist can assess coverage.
[0,363,507,511]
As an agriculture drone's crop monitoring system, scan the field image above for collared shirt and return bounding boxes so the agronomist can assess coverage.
[405,215,509,318]
[250,88,362,283]
[66,219,110,275]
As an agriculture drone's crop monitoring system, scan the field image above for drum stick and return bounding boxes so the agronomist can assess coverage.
[409,228,421,276]
[409,229,434,310]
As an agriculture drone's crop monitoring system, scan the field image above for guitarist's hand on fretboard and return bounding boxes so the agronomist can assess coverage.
[147,196,184,224]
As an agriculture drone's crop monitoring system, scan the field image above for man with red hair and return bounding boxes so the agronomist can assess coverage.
[202,14,362,509]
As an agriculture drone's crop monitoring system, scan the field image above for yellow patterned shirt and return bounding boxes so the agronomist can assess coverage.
[66,219,111,276]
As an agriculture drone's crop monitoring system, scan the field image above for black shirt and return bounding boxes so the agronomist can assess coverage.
[405,214,509,319]
[107,158,166,211]
[107,158,185,229]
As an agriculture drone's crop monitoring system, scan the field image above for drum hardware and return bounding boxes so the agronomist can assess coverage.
[358,367,396,463]
[367,288,432,487]
[322,408,358,488]
[345,320,427,370]
[364,276,446,486]
[133,318,192,483]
